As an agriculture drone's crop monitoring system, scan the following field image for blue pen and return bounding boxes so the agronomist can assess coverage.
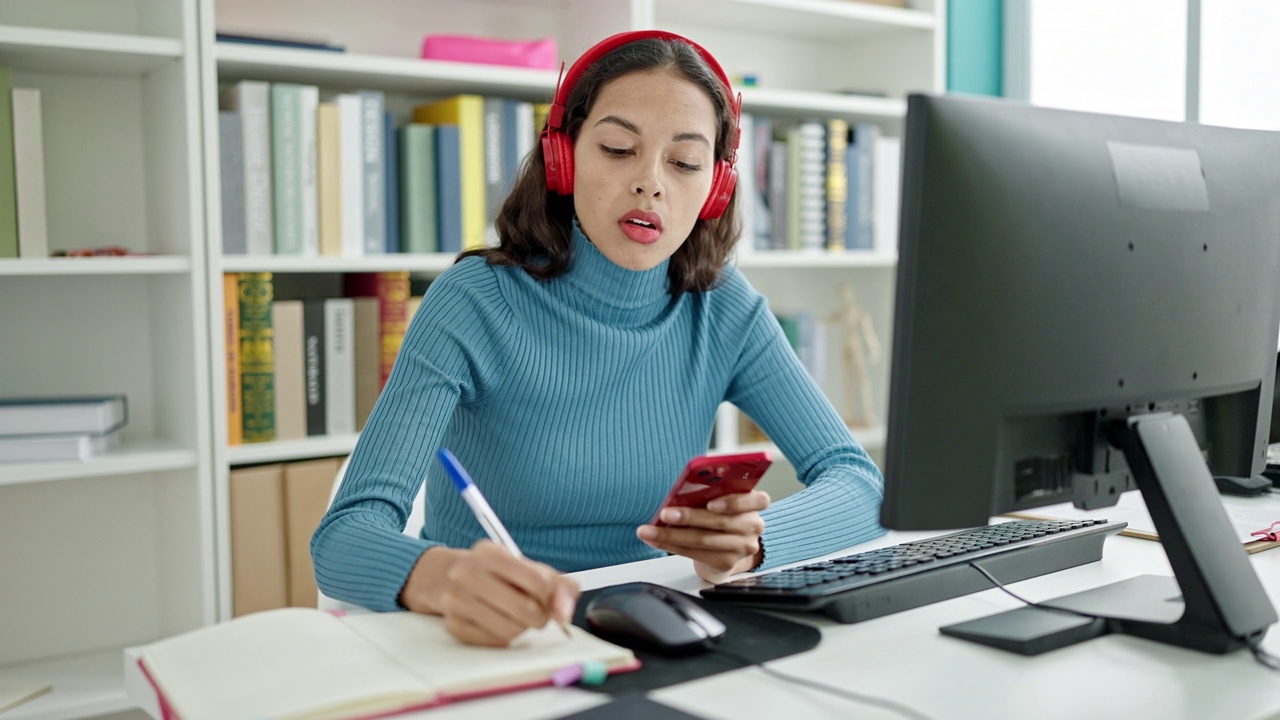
[437,448,572,636]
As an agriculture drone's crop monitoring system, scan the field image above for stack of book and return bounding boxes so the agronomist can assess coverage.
[0,395,128,462]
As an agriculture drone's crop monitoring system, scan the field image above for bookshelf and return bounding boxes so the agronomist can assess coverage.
[0,2,943,716]
[0,2,215,719]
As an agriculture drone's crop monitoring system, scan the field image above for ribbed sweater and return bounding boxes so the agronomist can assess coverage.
[312,224,888,611]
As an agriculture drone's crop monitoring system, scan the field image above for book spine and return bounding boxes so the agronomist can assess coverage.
[413,95,485,250]
[435,125,462,254]
[218,111,248,255]
[352,297,380,431]
[224,273,243,446]
[12,88,48,259]
[316,102,343,256]
[825,118,849,252]
[302,298,326,437]
[849,122,878,250]
[400,124,438,254]
[337,94,364,257]
[272,300,306,441]
[238,273,276,442]
[299,85,320,256]
[753,116,774,250]
[270,83,303,254]
[796,121,826,252]
[483,97,504,246]
[361,90,386,255]
[323,298,356,435]
[0,70,18,258]
[873,135,902,255]
[383,111,400,254]
[734,113,756,255]
[223,80,274,256]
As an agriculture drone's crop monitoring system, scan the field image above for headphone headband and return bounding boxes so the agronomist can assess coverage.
[547,30,739,135]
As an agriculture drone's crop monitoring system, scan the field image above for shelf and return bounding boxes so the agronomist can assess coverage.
[0,648,133,720]
[220,254,456,274]
[655,0,935,40]
[216,42,558,99]
[736,250,896,269]
[0,25,183,76]
[0,440,198,487]
[228,433,359,465]
[0,256,192,276]
[738,87,906,121]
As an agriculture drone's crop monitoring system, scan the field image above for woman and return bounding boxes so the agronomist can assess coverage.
[312,30,887,647]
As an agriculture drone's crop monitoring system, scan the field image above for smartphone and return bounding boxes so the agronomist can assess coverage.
[651,451,773,526]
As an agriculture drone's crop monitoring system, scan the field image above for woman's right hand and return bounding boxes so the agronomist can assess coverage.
[398,540,580,647]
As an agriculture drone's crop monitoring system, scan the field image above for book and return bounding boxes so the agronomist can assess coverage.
[434,124,463,254]
[323,298,356,435]
[316,101,343,256]
[284,457,342,607]
[223,274,243,445]
[218,112,248,254]
[360,90,387,255]
[0,429,121,463]
[352,297,380,431]
[12,87,48,259]
[138,607,638,720]
[0,395,127,436]
[216,31,346,53]
[273,300,307,441]
[873,135,902,255]
[229,464,288,616]
[0,68,18,258]
[271,83,304,255]
[239,273,276,442]
[383,111,400,253]
[302,299,327,436]
[1009,490,1280,554]
[338,93,365,257]
[344,272,410,392]
[399,123,439,254]
[221,81,275,255]
[413,95,486,250]
[824,118,850,252]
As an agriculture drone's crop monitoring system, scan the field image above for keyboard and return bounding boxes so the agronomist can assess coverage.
[701,519,1126,624]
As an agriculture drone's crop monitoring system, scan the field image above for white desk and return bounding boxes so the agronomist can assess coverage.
[125,499,1280,720]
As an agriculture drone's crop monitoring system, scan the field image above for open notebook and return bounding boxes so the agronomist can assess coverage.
[138,608,639,720]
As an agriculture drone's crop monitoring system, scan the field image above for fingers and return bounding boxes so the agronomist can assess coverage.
[435,541,579,646]
[706,490,771,514]
[640,524,762,555]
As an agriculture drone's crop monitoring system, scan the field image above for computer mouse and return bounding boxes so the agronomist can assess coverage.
[585,582,727,655]
[1213,474,1272,497]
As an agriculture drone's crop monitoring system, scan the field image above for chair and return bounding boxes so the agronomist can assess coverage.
[316,456,428,610]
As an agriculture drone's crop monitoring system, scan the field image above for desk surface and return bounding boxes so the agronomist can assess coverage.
[125,493,1280,720]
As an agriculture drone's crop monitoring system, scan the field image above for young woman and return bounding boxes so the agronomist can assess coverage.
[312,30,887,647]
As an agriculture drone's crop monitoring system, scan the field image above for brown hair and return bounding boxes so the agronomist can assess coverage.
[459,37,741,297]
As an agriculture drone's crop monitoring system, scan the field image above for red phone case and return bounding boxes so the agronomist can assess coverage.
[651,451,772,526]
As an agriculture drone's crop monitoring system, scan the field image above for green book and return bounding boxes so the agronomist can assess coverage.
[239,272,276,442]
[399,124,438,253]
[270,83,303,255]
[0,68,18,258]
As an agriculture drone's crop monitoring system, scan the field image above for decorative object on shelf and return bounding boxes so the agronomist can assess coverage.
[420,34,558,70]
[49,245,147,257]
[828,283,881,428]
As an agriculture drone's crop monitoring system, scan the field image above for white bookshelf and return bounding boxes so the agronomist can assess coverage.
[221,253,456,274]
[0,2,215,719]
[652,0,936,38]
[227,433,360,465]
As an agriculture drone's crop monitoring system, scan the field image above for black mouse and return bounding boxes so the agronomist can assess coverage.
[1214,474,1271,497]
[585,582,727,655]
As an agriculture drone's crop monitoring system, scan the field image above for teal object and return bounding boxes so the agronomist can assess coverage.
[948,0,1003,96]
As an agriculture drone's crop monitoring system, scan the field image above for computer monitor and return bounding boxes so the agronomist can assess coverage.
[880,94,1280,654]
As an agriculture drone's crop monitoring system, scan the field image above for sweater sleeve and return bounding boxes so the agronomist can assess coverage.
[311,260,510,611]
[724,286,888,570]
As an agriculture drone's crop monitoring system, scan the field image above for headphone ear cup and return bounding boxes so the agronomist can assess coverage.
[542,130,575,195]
[699,160,737,220]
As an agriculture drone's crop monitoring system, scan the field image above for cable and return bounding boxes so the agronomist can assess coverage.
[966,561,1280,672]
[703,641,935,720]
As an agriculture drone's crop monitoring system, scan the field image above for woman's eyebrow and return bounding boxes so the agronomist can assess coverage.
[596,116,711,148]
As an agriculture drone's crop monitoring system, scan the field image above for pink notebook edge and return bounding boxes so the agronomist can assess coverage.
[136,654,643,720]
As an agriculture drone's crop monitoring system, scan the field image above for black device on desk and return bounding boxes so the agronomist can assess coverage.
[586,582,726,655]
[707,93,1280,657]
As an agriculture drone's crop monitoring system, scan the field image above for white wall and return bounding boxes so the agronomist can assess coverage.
[1199,0,1280,130]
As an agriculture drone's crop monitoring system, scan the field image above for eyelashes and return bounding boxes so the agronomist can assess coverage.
[599,145,703,173]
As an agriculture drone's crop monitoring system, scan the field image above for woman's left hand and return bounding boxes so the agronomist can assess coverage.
[636,491,771,584]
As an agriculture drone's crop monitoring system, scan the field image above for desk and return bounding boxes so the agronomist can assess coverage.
[124,499,1280,720]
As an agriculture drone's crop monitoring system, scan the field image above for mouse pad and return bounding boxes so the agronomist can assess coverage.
[572,585,822,694]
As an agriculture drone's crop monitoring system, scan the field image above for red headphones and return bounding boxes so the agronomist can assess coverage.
[541,30,742,221]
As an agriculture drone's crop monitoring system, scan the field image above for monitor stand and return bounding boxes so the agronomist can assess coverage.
[941,412,1277,655]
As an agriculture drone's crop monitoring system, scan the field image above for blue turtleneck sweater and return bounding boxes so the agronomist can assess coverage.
[312,225,888,611]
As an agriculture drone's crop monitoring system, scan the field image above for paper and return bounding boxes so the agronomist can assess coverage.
[1023,491,1277,545]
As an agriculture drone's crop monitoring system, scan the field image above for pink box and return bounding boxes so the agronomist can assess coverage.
[420,35,558,70]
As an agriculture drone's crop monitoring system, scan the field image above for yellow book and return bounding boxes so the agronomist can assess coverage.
[223,273,243,446]
[412,95,486,250]
[138,608,638,720]
[316,102,343,256]
[533,102,551,137]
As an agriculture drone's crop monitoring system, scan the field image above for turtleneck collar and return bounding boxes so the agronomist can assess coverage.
[554,220,673,326]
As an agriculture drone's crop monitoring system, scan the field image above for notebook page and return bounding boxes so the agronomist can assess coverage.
[342,612,635,696]
[141,608,432,720]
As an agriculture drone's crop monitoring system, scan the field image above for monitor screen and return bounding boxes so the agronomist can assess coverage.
[880,94,1280,532]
